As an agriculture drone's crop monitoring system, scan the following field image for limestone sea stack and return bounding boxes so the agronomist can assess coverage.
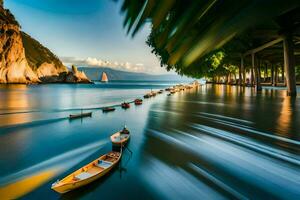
[0,2,91,84]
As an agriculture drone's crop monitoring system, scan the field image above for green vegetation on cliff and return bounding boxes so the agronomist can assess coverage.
[21,31,65,71]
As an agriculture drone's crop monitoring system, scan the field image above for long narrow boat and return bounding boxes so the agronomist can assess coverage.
[102,107,116,112]
[69,112,92,119]
[51,151,121,194]
[110,127,130,146]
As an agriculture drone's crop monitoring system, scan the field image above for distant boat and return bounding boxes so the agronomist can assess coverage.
[102,107,116,112]
[69,111,92,119]
[101,72,108,82]
[134,98,143,105]
[121,102,130,109]
[144,94,151,98]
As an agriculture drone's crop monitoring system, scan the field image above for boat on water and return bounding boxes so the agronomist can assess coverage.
[102,107,116,112]
[110,126,130,146]
[51,151,121,194]
[158,90,163,94]
[134,98,143,105]
[101,72,108,82]
[69,112,92,119]
[144,93,151,98]
[121,102,130,109]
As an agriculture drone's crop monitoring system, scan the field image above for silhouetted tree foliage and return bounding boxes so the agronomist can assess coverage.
[121,0,300,79]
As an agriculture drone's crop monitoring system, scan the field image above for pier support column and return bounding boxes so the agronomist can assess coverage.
[271,63,274,86]
[252,53,262,91]
[283,33,297,96]
[250,67,254,86]
[274,64,278,86]
[241,56,245,86]
[264,63,268,83]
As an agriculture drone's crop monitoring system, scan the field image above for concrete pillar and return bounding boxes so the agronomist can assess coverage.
[283,33,297,96]
[241,56,245,86]
[252,53,262,91]
[271,63,274,85]
[281,65,285,82]
[251,67,254,86]
[273,64,278,86]
[264,63,268,82]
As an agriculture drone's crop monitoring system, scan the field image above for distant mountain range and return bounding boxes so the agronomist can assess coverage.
[77,66,194,82]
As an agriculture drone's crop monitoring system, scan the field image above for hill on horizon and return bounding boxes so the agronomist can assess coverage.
[77,66,194,82]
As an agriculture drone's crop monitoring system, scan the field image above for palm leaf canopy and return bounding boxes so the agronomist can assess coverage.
[121,0,300,69]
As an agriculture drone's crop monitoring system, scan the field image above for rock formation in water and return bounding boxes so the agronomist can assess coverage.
[65,65,90,83]
[0,2,91,84]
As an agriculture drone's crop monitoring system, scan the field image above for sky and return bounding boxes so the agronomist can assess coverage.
[5,0,169,74]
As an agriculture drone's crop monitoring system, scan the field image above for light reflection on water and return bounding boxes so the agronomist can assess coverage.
[0,83,299,199]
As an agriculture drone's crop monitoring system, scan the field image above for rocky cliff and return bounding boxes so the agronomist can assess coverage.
[0,3,91,84]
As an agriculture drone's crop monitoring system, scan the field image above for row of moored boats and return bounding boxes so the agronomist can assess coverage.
[55,81,200,194]
[69,81,200,119]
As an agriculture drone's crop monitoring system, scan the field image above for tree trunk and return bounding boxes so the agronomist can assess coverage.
[252,53,262,91]
[234,73,237,84]
[241,57,245,86]
[283,33,297,96]
[238,65,242,85]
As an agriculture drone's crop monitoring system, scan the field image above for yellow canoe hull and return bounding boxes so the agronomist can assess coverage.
[52,167,111,194]
[51,151,121,194]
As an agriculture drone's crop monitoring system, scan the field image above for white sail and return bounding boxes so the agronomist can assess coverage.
[101,72,108,82]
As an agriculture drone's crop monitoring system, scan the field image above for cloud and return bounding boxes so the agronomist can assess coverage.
[60,56,165,74]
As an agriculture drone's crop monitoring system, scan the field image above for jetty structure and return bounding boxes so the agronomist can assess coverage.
[121,0,300,96]
[101,72,108,82]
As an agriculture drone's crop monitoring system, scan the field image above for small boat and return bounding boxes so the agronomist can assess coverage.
[143,93,151,98]
[102,107,116,112]
[158,90,163,94]
[69,112,92,119]
[121,102,130,109]
[51,151,121,194]
[151,92,157,97]
[110,126,130,146]
[134,98,143,105]
[167,93,172,96]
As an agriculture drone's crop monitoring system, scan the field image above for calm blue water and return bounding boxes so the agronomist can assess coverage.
[0,82,299,199]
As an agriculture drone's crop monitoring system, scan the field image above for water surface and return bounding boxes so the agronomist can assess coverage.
[0,82,299,199]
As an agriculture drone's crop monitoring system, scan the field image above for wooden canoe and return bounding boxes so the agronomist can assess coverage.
[102,107,116,112]
[110,131,130,146]
[134,99,143,105]
[121,102,130,109]
[69,112,92,119]
[51,151,121,194]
